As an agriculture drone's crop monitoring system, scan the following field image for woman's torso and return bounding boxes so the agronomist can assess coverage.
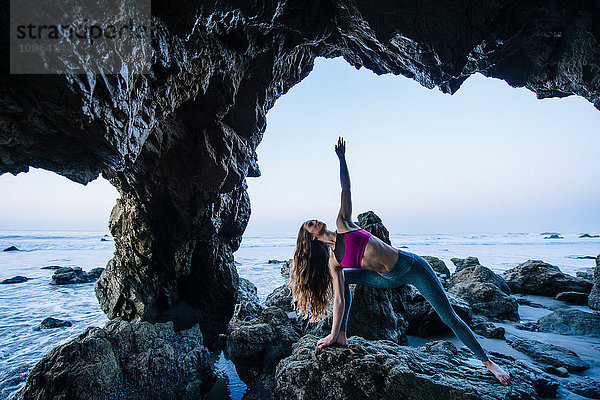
[334,220,399,273]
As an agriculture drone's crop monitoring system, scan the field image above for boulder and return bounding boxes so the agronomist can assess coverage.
[544,234,563,239]
[399,284,472,337]
[1,276,30,284]
[356,211,391,245]
[280,259,292,279]
[41,265,62,270]
[508,337,589,372]
[589,255,600,310]
[503,260,592,296]
[579,234,600,238]
[33,317,72,331]
[576,268,594,281]
[229,278,263,326]
[536,309,600,336]
[3,246,19,251]
[555,291,588,305]
[450,256,481,273]
[566,377,600,399]
[52,267,104,284]
[470,316,505,339]
[227,306,300,394]
[265,285,294,312]
[543,366,568,377]
[275,335,557,400]
[449,259,511,294]
[421,256,450,278]
[19,318,214,400]
[237,277,260,305]
[448,259,517,321]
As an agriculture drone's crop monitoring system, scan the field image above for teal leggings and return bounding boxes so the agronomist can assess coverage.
[341,250,489,362]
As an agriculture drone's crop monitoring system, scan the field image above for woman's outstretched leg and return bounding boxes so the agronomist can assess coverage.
[403,254,511,385]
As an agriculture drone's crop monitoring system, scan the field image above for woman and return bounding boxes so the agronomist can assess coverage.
[289,137,511,386]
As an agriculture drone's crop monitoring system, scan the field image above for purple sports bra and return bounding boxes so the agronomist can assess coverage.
[334,229,372,268]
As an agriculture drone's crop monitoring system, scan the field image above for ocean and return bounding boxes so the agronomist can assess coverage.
[0,230,598,399]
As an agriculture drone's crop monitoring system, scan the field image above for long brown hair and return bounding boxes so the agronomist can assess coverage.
[288,222,332,322]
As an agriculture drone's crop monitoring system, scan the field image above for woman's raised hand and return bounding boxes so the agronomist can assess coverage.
[335,136,346,158]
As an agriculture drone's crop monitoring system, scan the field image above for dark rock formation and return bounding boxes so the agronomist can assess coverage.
[227,307,299,396]
[508,337,589,372]
[3,246,19,251]
[555,291,589,305]
[590,255,600,310]
[470,316,505,339]
[280,259,292,279]
[357,211,391,245]
[448,258,518,321]
[544,234,563,239]
[422,256,450,278]
[265,285,294,312]
[0,276,30,284]
[33,317,72,331]
[576,268,594,281]
[399,284,472,337]
[2,0,600,352]
[537,308,600,336]
[515,296,547,309]
[566,377,600,399]
[41,265,62,270]
[543,365,568,377]
[515,321,540,332]
[52,266,104,284]
[579,234,600,238]
[229,278,263,326]
[275,335,558,400]
[19,318,214,400]
[503,260,592,296]
[451,256,482,273]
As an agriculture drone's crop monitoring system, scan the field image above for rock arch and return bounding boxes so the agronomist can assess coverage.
[1,0,598,339]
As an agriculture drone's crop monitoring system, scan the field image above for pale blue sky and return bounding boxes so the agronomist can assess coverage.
[1,56,599,234]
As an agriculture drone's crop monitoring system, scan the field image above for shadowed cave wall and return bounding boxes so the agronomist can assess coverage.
[1,0,599,340]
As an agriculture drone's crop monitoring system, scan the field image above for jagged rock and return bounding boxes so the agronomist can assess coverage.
[470,316,505,339]
[590,255,600,310]
[508,337,589,372]
[451,256,482,273]
[555,291,588,305]
[265,285,294,312]
[275,335,557,400]
[566,377,600,399]
[515,297,547,309]
[544,234,563,239]
[450,259,511,294]
[229,278,264,327]
[543,365,568,377]
[537,309,600,336]
[3,246,19,251]
[41,265,61,270]
[33,317,72,331]
[503,260,592,296]
[0,276,30,284]
[515,322,540,332]
[51,266,104,284]
[227,306,299,395]
[3,0,600,354]
[19,318,214,400]
[422,256,450,278]
[399,284,472,337]
[280,259,292,279]
[356,211,391,245]
[576,268,594,281]
[579,234,600,238]
[448,259,517,321]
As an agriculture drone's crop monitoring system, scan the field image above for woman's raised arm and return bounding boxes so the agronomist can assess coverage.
[335,137,352,223]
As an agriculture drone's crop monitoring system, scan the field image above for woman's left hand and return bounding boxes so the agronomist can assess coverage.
[316,333,337,349]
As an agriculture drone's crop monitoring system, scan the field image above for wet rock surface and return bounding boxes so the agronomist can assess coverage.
[508,337,589,372]
[265,285,294,312]
[19,318,215,400]
[275,335,557,400]
[503,260,592,297]
[422,256,450,278]
[3,246,19,251]
[565,377,600,399]
[33,317,72,331]
[52,266,104,284]
[470,316,505,339]
[589,255,600,310]
[536,308,600,336]
[0,276,30,284]
[555,291,589,305]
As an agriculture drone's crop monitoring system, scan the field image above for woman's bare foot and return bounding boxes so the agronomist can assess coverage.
[482,360,511,385]
[336,331,348,345]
